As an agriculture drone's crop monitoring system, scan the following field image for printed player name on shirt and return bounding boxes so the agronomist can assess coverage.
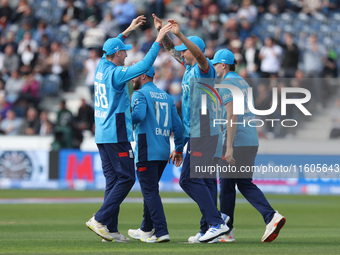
[95,110,107,118]
[95,72,103,80]
[150,91,167,99]
[156,128,170,137]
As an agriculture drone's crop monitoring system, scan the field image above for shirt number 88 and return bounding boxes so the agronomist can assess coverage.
[94,81,109,109]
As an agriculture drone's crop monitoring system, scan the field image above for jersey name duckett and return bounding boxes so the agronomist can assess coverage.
[150,91,167,99]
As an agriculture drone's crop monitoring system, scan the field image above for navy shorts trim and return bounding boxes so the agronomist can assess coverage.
[116,113,128,143]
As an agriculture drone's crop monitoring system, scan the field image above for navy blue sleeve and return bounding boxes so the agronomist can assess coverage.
[131,91,147,125]
[112,42,161,88]
[170,99,184,152]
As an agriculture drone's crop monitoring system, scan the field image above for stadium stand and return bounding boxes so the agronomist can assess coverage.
[0,0,339,148]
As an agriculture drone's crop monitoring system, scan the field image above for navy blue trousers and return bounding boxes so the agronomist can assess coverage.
[95,143,135,232]
[180,136,224,233]
[137,161,168,237]
[219,146,275,230]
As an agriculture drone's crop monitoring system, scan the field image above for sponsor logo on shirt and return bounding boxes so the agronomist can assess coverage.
[182,84,190,93]
[223,94,232,101]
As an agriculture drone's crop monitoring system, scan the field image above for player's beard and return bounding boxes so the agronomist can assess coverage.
[133,79,141,90]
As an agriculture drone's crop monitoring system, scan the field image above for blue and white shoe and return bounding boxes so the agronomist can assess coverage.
[221,213,230,225]
[188,232,218,243]
[198,224,229,243]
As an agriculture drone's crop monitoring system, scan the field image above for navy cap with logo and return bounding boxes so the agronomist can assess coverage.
[174,36,205,52]
[103,38,132,56]
[211,49,235,65]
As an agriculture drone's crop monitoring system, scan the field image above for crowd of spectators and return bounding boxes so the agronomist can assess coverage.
[0,0,339,146]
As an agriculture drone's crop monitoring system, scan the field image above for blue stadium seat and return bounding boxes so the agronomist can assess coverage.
[32,0,44,10]
[329,20,340,31]
[292,19,306,31]
[309,20,322,31]
[320,25,331,34]
[332,33,340,45]
[331,12,340,21]
[41,0,51,8]
[281,24,292,34]
[301,25,312,34]
[336,48,340,57]
[52,25,70,44]
[297,13,310,23]
[278,13,293,24]
[263,13,277,24]
[50,7,64,26]
[322,37,333,48]
[70,48,89,76]
[311,13,328,24]
[35,7,51,22]
[74,0,85,10]
[41,75,61,97]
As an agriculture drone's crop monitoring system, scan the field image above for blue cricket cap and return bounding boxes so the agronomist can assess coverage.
[103,38,132,55]
[174,36,205,52]
[144,66,155,77]
[211,49,235,65]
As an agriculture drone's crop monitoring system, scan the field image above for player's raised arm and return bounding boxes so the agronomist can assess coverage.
[168,19,209,72]
[122,15,146,38]
[152,14,182,64]
[113,24,173,85]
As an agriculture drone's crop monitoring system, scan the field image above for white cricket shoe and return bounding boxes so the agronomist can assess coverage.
[188,232,218,243]
[86,216,113,241]
[141,234,170,243]
[101,232,130,243]
[128,228,154,240]
[218,230,235,242]
[261,211,286,242]
[199,223,229,243]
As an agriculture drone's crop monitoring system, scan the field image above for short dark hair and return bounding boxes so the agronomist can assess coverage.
[229,59,237,71]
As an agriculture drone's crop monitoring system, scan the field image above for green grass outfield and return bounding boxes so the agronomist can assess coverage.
[0,190,339,255]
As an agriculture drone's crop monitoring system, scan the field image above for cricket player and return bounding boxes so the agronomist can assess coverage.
[153,14,229,243]
[85,16,172,242]
[211,49,286,243]
[128,66,184,243]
